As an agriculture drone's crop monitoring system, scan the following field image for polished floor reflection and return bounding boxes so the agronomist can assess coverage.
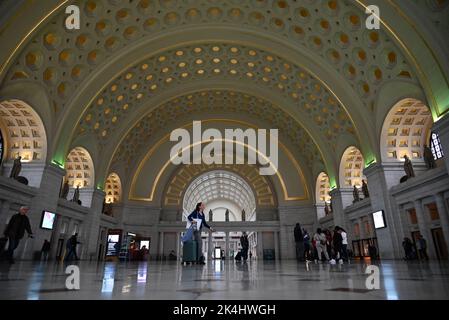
[1,259,448,300]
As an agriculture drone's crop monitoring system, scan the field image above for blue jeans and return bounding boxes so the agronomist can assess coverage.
[6,237,20,261]
[65,248,78,261]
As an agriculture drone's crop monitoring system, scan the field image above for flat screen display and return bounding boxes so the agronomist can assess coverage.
[108,234,119,243]
[140,240,150,250]
[40,211,56,230]
[372,210,386,229]
[215,248,221,259]
[106,234,121,256]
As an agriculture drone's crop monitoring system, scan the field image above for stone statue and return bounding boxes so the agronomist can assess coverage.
[225,209,229,222]
[361,180,369,198]
[423,145,436,169]
[241,209,246,222]
[60,180,69,199]
[209,209,213,222]
[403,155,415,178]
[353,185,360,203]
[72,185,80,203]
[9,156,22,179]
[324,202,330,216]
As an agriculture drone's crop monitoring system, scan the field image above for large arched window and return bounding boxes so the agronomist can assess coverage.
[105,172,122,203]
[182,170,256,221]
[430,132,444,160]
[380,98,433,162]
[0,128,4,164]
[315,172,331,204]
[339,146,366,187]
[65,147,95,188]
[0,99,47,163]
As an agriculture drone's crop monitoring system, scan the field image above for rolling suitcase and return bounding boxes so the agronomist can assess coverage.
[182,240,197,265]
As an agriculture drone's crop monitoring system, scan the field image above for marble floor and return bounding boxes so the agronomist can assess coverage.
[0,259,448,300]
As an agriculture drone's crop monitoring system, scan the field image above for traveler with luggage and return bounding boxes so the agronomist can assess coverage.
[240,232,249,262]
[186,202,214,265]
[1,206,33,264]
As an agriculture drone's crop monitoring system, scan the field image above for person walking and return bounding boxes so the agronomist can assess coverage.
[417,235,429,261]
[2,206,33,264]
[187,202,214,265]
[240,232,249,262]
[303,230,311,262]
[64,233,80,262]
[41,240,51,261]
[402,237,414,260]
[332,226,343,264]
[339,227,349,262]
[294,223,304,262]
[313,228,330,262]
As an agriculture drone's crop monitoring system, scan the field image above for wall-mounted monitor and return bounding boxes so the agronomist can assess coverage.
[140,240,150,250]
[372,210,387,229]
[40,211,56,230]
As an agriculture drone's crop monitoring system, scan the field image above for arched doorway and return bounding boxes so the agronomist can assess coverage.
[181,170,258,260]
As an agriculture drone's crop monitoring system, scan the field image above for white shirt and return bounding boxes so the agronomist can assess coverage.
[341,231,348,245]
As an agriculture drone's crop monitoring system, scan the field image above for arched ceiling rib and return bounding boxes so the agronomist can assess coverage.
[109,90,324,172]
[182,170,256,216]
[0,0,426,169]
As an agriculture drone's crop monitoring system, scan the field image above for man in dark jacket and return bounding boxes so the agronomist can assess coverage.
[64,233,80,261]
[294,223,304,261]
[3,206,33,263]
[187,202,214,264]
[240,232,249,261]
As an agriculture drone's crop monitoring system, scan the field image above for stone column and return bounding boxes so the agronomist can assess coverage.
[225,231,229,259]
[257,231,264,260]
[396,204,409,242]
[208,231,213,260]
[329,189,352,230]
[315,204,325,220]
[0,199,10,226]
[274,231,280,261]
[433,114,449,171]
[414,199,436,258]
[24,164,65,259]
[48,212,62,260]
[363,163,404,259]
[159,231,164,260]
[83,189,106,260]
[434,193,449,252]
[358,218,365,240]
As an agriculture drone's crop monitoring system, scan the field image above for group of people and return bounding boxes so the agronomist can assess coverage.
[402,235,429,261]
[0,206,81,264]
[295,223,349,264]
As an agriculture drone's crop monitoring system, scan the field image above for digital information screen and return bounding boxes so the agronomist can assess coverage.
[372,210,386,229]
[40,211,56,230]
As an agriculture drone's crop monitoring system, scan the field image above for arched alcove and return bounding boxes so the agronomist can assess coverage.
[65,147,95,188]
[64,147,95,207]
[315,172,331,204]
[105,172,122,204]
[339,146,366,188]
[380,98,433,162]
[0,99,48,186]
[182,170,256,222]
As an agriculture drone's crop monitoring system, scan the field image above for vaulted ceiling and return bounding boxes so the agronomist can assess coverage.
[0,0,448,192]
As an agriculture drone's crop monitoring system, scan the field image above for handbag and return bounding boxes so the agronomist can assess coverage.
[181,225,195,243]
